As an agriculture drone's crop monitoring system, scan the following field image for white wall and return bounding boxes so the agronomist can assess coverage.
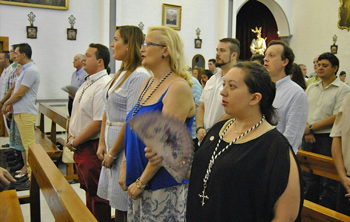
[290,0,350,83]
[114,0,221,71]
[0,0,107,100]
[2,0,347,101]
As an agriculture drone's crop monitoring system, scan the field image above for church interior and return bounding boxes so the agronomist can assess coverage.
[0,0,350,221]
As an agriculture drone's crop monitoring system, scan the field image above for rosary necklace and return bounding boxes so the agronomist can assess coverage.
[79,74,107,103]
[199,115,265,206]
[131,70,173,118]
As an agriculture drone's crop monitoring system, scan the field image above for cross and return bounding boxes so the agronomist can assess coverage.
[198,189,209,206]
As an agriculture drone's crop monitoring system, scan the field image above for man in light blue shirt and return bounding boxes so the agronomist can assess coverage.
[2,43,40,184]
[68,54,87,115]
[264,40,308,154]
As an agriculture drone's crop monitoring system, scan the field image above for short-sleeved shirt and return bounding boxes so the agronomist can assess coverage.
[330,93,350,175]
[69,69,111,139]
[0,63,16,100]
[306,77,350,134]
[273,76,308,153]
[12,61,40,115]
[199,69,225,130]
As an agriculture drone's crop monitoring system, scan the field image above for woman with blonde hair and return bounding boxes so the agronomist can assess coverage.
[119,25,195,221]
[96,25,149,222]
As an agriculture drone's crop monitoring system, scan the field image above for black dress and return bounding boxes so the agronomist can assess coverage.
[186,120,303,222]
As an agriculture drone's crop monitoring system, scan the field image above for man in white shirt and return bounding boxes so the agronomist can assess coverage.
[303,52,350,209]
[66,43,111,221]
[264,40,308,154]
[196,38,240,143]
[331,93,350,216]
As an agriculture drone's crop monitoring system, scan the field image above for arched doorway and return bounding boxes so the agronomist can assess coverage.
[192,54,205,70]
[236,1,280,61]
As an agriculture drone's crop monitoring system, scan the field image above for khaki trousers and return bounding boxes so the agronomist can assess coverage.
[14,113,37,178]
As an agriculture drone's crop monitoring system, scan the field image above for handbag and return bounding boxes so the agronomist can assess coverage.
[62,145,74,163]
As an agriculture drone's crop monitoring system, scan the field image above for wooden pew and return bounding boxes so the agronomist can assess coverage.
[36,103,77,180]
[297,149,350,221]
[28,144,97,222]
[0,190,24,222]
[297,149,339,181]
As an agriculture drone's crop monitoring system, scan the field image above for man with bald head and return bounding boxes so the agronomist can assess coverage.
[68,54,87,115]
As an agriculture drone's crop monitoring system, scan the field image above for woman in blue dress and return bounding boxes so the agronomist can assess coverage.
[96,25,149,222]
[119,26,195,221]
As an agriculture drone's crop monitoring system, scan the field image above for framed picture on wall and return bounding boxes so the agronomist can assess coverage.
[67,28,77,40]
[194,38,202,49]
[0,0,68,10]
[338,0,350,30]
[26,26,37,39]
[162,3,181,30]
[330,44,338,54]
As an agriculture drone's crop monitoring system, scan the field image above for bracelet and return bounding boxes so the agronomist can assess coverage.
[196,126,205,134]
[108,153,117,160]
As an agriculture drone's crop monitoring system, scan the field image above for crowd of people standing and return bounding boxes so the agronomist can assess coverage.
[0,23,349,222]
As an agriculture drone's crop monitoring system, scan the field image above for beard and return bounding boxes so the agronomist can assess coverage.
[216,61,229,68]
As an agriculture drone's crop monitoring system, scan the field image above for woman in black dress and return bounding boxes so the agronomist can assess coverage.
[147,62,303,221]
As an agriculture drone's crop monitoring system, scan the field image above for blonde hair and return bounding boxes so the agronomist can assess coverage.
[148,26,192,86]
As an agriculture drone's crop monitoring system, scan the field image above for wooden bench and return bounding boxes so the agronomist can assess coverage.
[0,190,24,222]
[36,103,77,180]
[28,144,97,222]
[297,149,350,221]
[297,149,339,181]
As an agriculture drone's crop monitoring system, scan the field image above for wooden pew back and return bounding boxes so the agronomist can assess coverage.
[297,149,339,181]
[29,144,97,222]
[296,149,350,221]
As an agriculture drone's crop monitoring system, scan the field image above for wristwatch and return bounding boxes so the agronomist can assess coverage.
[309,124,314,134]
[136,177,147,189]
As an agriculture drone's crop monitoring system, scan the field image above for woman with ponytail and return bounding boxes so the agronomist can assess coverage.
[96,25,149,222]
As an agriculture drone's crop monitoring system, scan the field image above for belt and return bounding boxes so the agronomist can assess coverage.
[106,120,123,127]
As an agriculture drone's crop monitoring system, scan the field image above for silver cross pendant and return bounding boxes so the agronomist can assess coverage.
[198,185,209,206]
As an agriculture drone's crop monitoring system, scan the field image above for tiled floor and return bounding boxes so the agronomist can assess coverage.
[0,136,114,221]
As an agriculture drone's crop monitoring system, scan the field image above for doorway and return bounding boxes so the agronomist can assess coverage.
[236,1,280,61]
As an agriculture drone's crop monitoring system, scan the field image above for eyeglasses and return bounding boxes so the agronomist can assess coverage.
[141,41,166,48]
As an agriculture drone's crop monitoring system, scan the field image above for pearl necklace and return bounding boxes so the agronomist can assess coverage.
[199,116,265,206]
[131,71,173,118]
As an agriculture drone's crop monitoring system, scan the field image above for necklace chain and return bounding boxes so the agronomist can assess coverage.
[79,74,107,103]
[131,71,173,117]
[199,115,265,206]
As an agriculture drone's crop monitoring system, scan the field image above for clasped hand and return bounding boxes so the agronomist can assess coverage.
[144,147,163,167]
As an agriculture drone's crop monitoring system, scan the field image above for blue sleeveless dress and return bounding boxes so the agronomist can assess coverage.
[124,80,194,221]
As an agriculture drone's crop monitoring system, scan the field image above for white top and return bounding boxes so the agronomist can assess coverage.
[306,77,350,134]
[69,69,111,139]
[330,94,350,175]
[199,69,225,130]
[273,75,308,153]
[0,65,12,100]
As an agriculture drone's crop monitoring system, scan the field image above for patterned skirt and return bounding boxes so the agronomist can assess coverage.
[127,184,188,222]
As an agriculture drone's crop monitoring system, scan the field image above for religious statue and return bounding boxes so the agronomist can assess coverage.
[250,26,266,55]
